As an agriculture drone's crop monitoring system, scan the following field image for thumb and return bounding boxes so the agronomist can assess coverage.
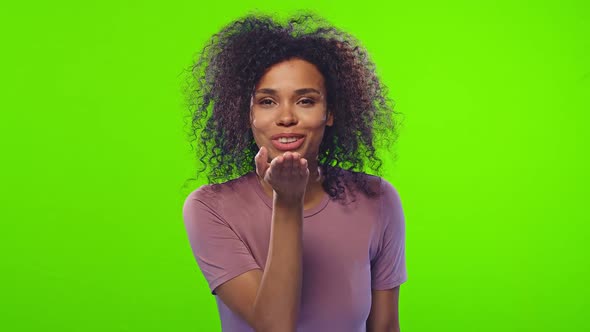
[255,146,269,178]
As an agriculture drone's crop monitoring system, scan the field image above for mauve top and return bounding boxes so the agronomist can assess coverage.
[182,169,407,332]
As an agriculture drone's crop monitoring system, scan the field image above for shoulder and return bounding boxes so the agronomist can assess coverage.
[335,168,399,201]
[187,172,254,200]
[182,172,255,219]
[368,176,403,223]
[342,171,403,227]
[376,177,405,233]
[378,177,401,204]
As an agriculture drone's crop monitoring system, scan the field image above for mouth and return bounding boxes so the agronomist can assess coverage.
[271,136,305,151]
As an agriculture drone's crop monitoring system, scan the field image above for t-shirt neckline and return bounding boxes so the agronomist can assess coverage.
[247,171,330,218]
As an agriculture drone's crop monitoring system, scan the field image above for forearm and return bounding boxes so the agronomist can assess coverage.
[252,195,303,332]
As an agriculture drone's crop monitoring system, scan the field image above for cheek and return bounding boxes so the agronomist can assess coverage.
[250,110,274,129]
[250,117,271,142]
[301,113,329,129]
[251,115,260,126]
[250,118,265,131]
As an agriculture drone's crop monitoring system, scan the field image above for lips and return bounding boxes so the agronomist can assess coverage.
[270,133,305,140]
[271,135,305,151]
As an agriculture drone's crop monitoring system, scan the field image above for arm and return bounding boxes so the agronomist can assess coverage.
[214,198,303,332]
[366,286,401,332]
[215,149,307,332]
[253,196,303,330]
[367,179,407,331]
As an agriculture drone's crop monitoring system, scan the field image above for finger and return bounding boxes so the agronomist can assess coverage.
[282,152,293,175]
[290,152,300,176]
[255,146,269,177]
[276,152,289,176]
[300,158,309,176]
[270,154,282,174]
[288,152,298,176]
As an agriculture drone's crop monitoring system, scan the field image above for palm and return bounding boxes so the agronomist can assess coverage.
[255,147,309,200]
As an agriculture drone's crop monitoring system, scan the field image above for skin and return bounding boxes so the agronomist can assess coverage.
[249,58,333,209]
[214,58,401,331]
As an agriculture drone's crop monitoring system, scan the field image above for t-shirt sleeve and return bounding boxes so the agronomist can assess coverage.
[371,179,408,290]
[182,186,261,295]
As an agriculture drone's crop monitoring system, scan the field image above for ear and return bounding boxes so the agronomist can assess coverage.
[326,111,334,127]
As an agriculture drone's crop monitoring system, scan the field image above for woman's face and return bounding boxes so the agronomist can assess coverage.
[250,58,334,163]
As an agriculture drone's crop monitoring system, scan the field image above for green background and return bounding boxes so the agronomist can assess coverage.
[2,0,588,331]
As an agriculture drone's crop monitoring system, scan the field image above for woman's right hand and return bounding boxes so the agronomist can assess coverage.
[255,146,310,202]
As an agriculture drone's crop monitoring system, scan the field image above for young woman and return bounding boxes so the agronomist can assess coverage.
[182,12,407,332]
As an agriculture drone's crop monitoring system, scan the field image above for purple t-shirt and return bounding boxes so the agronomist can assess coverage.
[182,170,407,331]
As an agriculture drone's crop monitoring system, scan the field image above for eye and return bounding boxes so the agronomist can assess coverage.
[259,99,275,106]
[298,98,316,106]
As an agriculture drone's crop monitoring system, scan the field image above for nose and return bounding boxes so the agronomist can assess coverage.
[276,104,298,126]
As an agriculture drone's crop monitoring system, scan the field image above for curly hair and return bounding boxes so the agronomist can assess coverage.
[182,10,402,203]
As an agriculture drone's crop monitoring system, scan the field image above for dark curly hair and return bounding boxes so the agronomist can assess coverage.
[182,10,403,203]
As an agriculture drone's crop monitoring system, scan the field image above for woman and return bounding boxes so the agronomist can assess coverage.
[183,12,407,332]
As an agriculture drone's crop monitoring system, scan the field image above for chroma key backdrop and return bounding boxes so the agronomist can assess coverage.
[1,0,588,331]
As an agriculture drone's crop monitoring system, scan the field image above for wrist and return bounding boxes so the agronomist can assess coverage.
[273,192,304,208]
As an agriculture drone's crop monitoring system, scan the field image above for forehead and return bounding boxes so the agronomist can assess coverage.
[255,58,325,91]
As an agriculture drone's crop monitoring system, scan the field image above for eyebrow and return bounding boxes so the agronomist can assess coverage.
[253,88,322,96]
